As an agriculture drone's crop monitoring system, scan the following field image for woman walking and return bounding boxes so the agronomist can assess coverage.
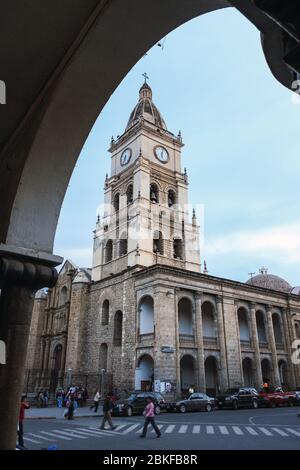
[90,390,101,413]
[140,396,161,439]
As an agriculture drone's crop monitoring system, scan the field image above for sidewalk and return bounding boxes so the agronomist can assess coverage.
[26,405,104,420]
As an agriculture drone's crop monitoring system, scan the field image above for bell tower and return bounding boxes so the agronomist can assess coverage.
[92,79,200,281]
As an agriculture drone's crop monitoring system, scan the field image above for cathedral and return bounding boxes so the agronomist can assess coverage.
[25,80,300,398]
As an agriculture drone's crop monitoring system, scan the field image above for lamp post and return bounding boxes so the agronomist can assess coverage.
[67,368,72,389]
[100,368,105,397]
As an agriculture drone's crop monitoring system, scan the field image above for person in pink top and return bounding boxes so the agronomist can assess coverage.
[140,396,161,438]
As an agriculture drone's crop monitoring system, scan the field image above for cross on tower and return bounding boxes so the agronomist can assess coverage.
[142,72,149,83]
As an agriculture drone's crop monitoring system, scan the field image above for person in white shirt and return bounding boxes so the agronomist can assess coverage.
[90,390,101,413]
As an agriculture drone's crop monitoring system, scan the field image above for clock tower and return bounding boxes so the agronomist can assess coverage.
[92,80,200,281]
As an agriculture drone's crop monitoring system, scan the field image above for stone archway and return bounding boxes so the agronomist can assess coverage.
[135,354,154,391]
[180,355,196,394]
[205,356,219,397]
[242,357,254,387]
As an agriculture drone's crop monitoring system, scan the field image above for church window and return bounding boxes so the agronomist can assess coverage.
[178,298,193,335]
[150,183,159,203]
[119,237,128,256]
[105,239,113,262]
[102,300,109,325]
[58,286,68,307]
[168,189,176,208]
[126,184,133,204]
[237,307,250,341]
[113,311,123,346]
[153,230,164,255]
[256,310,268,344]
[113,193,120,212]
[272,313,283,345]
[202,301,217,338]
[173,238,183,259]
[139,296,154,335]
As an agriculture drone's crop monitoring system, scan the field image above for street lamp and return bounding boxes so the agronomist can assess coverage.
[100,369,105,397]
[67,368,72,388]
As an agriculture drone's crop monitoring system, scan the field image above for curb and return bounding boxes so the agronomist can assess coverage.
[27,414,103,420]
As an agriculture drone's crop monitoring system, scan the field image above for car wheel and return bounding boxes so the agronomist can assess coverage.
[126,407,133,417]
[252,400,258,410]
[205,403,212,412]
[232,401,238,410]
[179,404,186,413]
[155,405,161,415]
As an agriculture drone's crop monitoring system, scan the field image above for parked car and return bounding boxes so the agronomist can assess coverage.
[259,387,296,407]
[217,387,259,410]
[112,391,166,417]
[173,393,215,413]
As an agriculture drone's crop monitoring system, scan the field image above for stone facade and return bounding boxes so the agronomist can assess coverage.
[25,82,300,397]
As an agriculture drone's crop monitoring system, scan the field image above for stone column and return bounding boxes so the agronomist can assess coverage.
[174,289,181,396]
[249,302,263,388]
[194,293,205,392]
[216,296,229,392]
[266,305,281,386]
[0,249,59,450]
[282,308,297,389]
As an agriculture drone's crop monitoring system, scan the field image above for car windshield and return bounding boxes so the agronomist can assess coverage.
[127,394,137,401]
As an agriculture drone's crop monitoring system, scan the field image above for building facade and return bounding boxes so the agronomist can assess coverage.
[25,81,300,397]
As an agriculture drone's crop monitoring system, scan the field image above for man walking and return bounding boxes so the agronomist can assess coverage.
[18,395,30,449]
[100,392,117,430]
[90,390,101,413]
[140,396,161,439]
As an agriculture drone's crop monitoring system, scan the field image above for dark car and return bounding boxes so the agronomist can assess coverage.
[113,391,166,417]
[174,393,215,413]
[217,387,259,410]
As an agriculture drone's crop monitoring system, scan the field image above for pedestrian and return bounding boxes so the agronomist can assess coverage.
[90,390,101,413]
[140,396,161,439]
[18,395,30,449]
[188,385,195,395]
[100,392,117,430]
[65,396,75,420]
[43,389,49,407]
[56,388,63,408]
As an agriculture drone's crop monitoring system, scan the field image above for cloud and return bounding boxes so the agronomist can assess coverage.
[203,220,300,265]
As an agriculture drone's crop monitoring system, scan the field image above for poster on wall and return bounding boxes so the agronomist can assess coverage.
[160,381,166,393]
[154,379,161,392]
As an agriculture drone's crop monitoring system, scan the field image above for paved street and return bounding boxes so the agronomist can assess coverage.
[21,407,300,450]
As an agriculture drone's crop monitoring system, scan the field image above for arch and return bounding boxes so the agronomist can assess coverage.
[126,184,133,204]
[295,322,300,339]
[153,230,164,255]
[205,356,218,397]
[58,286,68,307]
[272,313,283,345]
[105,239,113,263]
[180,354,196,393]
[135,354,154,391]
[278,359,288,388]
[178,297,193,336]
[202,301,216,338]
[99,343,108,371]
[119,237,128,256]
[138,295,154,335]
[237,307,250,342]
[242,357,254,387]
[167,189,176,208]
[113,192,120,212]
[113,310,123,346]
[173,237,183,259]
[53,344,63,372]
[150,183,159,203]
[256,310,267,344]
[101,299,109,326]
[261,358,272,384]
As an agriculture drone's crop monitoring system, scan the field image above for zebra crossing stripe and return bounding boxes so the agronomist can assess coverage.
[40,431,72,441]
[113,424,127,431]
[219,426,229,435]
[271,428,289,437]
[28,433,53,442]
[24,436,41,444]
[165,425,176,433]
[286,428,300,437]
[88,426,122,435]
[179,425,188,434]
[245,427,258,436]
[52,430,88,439]
[258,427,273,436]
[192,425,201,434]
[206,426,214,434]
[151,424,163,433]
[64,428,104,438]
[136,427,144,434]
[122,424,140,434]
[232,426,243,435]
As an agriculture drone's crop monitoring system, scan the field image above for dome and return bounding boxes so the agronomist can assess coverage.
[125,81,167,131]
[246,267,292,293]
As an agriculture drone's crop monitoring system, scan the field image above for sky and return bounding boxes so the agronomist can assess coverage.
[54,8,300,287]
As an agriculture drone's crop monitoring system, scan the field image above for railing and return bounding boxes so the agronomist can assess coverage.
[259,341,269,349]
[240,340,252,348]
[138,333,154,343]
[275,342,285,350]
[179,334,195,344]
[203,336,218,347]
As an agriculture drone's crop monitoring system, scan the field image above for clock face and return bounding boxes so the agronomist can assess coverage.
[120,148,132,166]
[154,145,169,163]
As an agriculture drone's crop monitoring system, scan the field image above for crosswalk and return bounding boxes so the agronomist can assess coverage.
[24,423,300,445]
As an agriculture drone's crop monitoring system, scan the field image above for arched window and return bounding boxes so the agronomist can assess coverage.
[178,298,193,335]
[150,183,159,203]
[119,237,128,256]
[113,311,123,346]
[272,313,283,345]
[58,286,68,307]
[256,311,267,343]
[205,356,218,397]
[242,357,254,387]
[102,300,109,326]
[113,193,120,212]
[126,184,133,204]
[173,238,183,259]
[202,301,216,338]
[139,296,154,334]
[261,358,272,384]
[105,239,113,262]
[237,307,250,341]
[153,230,164,255]
[168,189,176,208]
[99,343,108,371]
